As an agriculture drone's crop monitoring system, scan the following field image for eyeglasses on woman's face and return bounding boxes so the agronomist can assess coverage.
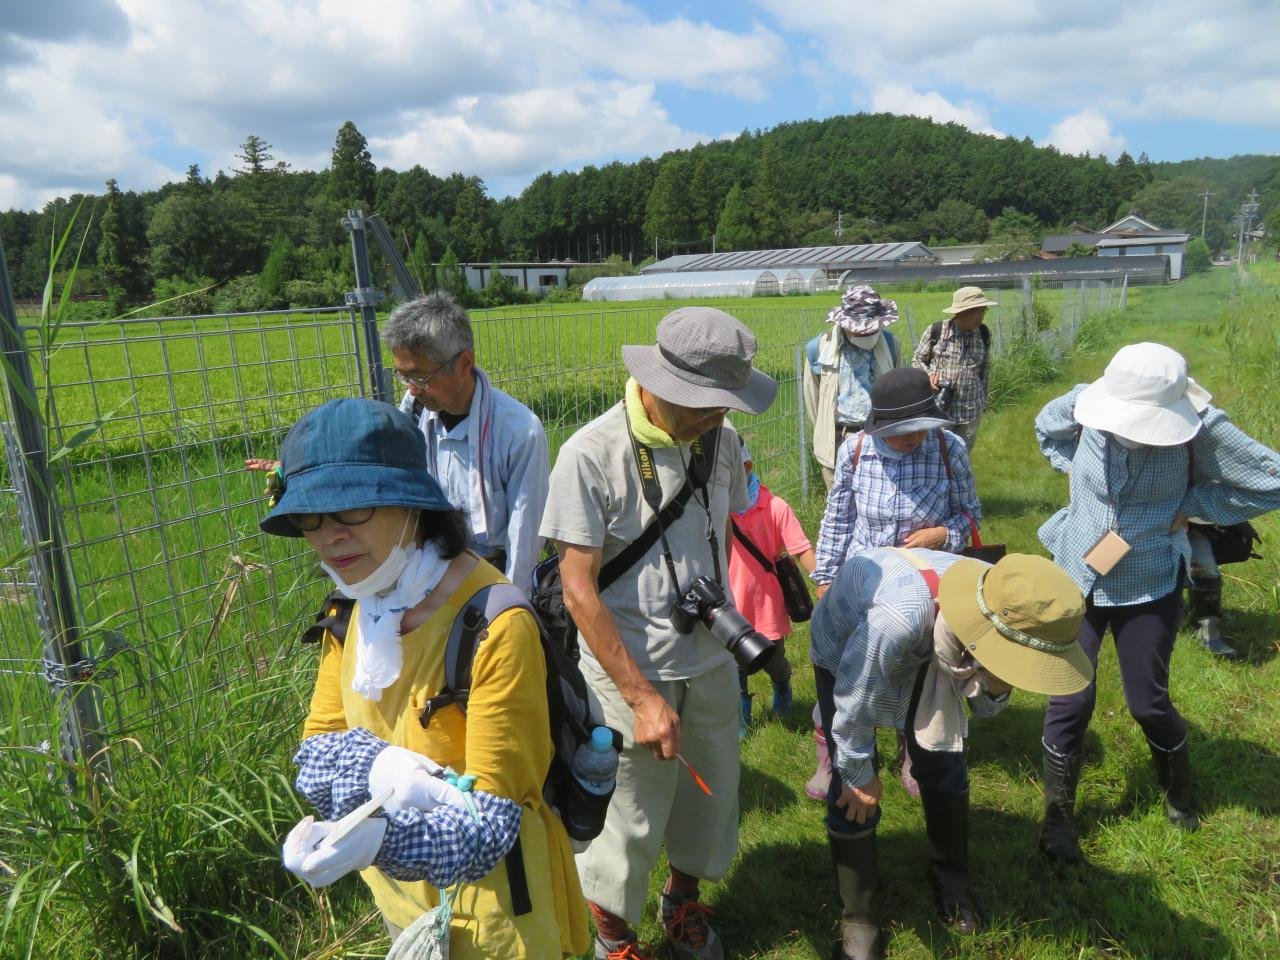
[286,507,376,533]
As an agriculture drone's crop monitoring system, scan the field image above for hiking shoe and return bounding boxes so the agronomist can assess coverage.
[595,932,653,960]
[661,892,724,960]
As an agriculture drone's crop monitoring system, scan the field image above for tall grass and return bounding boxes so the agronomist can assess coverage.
[2,263,1269,958]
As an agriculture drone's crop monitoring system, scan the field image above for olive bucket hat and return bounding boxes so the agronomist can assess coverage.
[260,397,453,537]
[938,553,1092,696]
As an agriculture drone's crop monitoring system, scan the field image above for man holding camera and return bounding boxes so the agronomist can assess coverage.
[540,307,777,960]
[911,286,996,449]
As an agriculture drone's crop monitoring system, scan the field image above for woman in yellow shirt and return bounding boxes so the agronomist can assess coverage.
[264,397,588,958]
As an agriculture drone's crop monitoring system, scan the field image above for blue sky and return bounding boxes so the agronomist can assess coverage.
[2,0,1278,211]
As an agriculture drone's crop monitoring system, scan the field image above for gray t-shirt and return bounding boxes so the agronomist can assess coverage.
[539,402,749,680]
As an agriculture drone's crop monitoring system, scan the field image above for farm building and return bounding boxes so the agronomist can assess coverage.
[583,269,784,301]
[640,242,937,283]
[1041,214,1190,279]
[462,261,579,293]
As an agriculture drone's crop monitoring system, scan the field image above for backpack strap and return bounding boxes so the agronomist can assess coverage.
[302,590,356,644]
[419,581,536,916]
[851,431,865,475]
[930,320,991,381]
[419,583,531,727]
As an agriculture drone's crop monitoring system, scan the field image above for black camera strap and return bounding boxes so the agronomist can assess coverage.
[622,402,721,599]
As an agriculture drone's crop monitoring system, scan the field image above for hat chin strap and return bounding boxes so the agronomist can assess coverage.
[974,569,1072,654]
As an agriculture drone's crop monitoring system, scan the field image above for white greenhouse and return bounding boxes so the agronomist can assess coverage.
[582,270,781,302]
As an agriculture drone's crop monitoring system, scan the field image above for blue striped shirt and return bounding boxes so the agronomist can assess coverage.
[292,728,522,887]
[1036,384,1280,606]
[813,429,982,585]
[809,548,1005,789]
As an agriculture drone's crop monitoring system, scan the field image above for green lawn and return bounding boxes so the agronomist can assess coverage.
[1,266,1274,959]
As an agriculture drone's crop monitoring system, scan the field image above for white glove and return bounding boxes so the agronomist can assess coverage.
[282,815,388,888]
[369,745,467,812]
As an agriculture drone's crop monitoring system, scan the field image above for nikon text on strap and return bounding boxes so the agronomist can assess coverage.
[622,403,722,597]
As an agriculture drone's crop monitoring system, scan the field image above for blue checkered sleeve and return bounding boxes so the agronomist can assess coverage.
[1035,385,1086,473]
[375,792,523,886]
[293,727,386,820]
[1181,407,1280,524]
[814,437,861,584]
[292,728,524,887]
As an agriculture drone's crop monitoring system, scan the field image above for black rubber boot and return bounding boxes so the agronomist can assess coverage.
[828,829,883,960]
[1150,740,1200,832]
[1189,576,1241,660]
[1039,741,1085,865]
[919,790,984,935]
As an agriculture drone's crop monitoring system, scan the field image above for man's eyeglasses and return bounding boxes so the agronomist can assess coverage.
[287,507,376,532]
[393,353,460,391]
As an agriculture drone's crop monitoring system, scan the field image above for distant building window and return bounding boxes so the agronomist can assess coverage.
[539,274,558,287]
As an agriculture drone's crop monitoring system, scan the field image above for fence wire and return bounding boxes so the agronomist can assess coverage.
[0,275,1122,791]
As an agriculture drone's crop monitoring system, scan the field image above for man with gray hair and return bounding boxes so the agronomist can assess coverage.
[541,307,776,960]
[383,291,549,590]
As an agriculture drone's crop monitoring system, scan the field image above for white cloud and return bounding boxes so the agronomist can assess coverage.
[1044,109,1125,157]
[372,81,700,180]
[869,85,1004,137]
[0,0,786,210]
[752,0,1280,126]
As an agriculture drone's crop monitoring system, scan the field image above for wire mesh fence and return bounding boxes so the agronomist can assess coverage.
[0,263,1126,795]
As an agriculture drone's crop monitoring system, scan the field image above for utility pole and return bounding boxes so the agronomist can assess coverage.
[1197,190,1213,239]
[1233,191,1261,294]
[835,210,844,239]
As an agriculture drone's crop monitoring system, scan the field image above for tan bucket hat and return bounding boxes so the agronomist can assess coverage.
[938,553,1091,696]
[942,286,998,315]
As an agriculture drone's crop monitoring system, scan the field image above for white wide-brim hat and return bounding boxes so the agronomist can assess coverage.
[1073,342,1211,446]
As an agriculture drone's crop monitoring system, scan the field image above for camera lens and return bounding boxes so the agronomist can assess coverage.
[705,605,777,675]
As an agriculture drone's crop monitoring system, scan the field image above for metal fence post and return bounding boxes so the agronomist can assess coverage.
[343,209,391,402]
[1119,273,1129,312]
[794,345,809,500]
[0,240,111,797]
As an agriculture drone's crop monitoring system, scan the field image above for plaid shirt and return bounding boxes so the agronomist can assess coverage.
[813,429,982,584]
[1036,384,1280,606]
[292,728,522,887]
[810,548,1007,788]
[912,321,989,423]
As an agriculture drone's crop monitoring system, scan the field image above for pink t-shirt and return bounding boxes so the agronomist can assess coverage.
[728,484,813,641]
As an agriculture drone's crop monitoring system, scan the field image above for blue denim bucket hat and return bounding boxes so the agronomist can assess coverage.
[260,397,453,537]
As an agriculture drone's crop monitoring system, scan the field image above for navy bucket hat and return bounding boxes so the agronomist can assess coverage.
[260,398,453,537]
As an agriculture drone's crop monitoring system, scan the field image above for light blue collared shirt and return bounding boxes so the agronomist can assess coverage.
[401,371,549,593]
[1036,383,1280,606]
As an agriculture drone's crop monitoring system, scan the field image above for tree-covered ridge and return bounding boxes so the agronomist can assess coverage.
[2,113,1277,308]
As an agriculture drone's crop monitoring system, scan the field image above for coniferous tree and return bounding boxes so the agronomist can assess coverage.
[97,178,149,312]
[751,142,791,246]
[328,121,376,208]
[716,183,757,252]
[436,246,467,301]
[643,158,692,254]
[449,179,496,261]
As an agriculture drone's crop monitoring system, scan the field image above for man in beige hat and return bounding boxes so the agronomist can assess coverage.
[810,547,1089,960]
[911,286,997,449]
[541,306,777,960]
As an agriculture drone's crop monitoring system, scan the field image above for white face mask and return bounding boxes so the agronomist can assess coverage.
[844,332,880,350]
[321,510,419,599]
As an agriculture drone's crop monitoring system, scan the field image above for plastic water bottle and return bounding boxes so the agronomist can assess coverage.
[571,726,618,796]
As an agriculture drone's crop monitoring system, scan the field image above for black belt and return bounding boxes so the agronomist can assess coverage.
[837,423,864,440]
